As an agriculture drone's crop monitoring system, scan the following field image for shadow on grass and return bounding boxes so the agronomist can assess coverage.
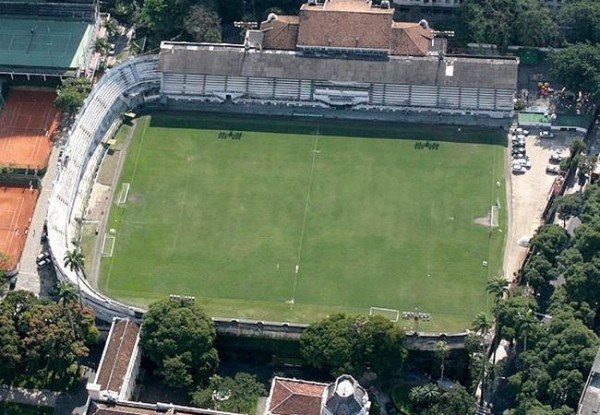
[147,112,507,147]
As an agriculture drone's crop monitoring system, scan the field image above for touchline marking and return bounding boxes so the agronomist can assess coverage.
[290,132,320,304]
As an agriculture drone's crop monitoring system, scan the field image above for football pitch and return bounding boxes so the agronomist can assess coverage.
[99,113,506,331]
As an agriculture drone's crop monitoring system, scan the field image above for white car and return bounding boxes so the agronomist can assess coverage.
[540,130,554,139]
[514,157,532,169]
[512,163,526,174]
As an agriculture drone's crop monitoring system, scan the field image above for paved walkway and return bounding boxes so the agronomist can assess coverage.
[15,133,62,296]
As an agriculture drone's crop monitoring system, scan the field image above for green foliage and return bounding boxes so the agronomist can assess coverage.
[550,43,600,97]
[457,0,557,51]
[140,298,218,388]
[55,78,92,114]
[552,192,583,227]
[558,0,600,44]
[190,373,266,413]
[0,290,98,390]
[529,225,570,262]
[299,314,406,379]
[486,275,509,304]
[95,37,111,54]
[184,5,222,43]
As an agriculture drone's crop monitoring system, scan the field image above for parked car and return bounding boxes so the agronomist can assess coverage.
[512,163,526,174]
[37,258,52,269]
[512,148,526,157]
[540,130,554,139]
[109,43,116,55]
[514,156,532,169]
[549,152,565,163]
[36,252,51,263]
[546,165,560,174]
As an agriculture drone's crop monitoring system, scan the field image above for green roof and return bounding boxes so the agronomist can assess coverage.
[0,17,93,69]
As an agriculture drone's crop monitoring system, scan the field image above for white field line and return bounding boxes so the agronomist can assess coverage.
[290,133,320,304]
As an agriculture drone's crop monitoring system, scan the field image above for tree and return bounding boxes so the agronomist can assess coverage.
[299,314,406,380]
[435,340,450,382]
[558,0,600,44]
[184,4,222,43]
[550,43,600,98]
[486,276,509,304]
[458,0,557,51]
[552,192,583,227]
[63,249,86,308]
[513,0,559,47]
[56,281,78,306]
[529,225,570,262]
[95,38,111,54]
[191,373,266,413]
[408,383,441,410]
[54,78,92,114]
[431,384,477,415]
[0,290,97,389]
[140,298,218,388]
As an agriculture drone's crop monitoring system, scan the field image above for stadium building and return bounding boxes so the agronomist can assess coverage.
[158,0,518,125]
[47,0,518,323]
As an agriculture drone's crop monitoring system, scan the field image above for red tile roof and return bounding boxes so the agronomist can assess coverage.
[391,22,433,56]
[261,16,299,50]
[268,378,327,415]
[95,319,140,395]
[297,6,393,50]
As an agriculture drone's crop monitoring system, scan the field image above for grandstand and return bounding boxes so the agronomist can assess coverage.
[46,55,160,321]
[0,0,98,77]
[158,0,518,123]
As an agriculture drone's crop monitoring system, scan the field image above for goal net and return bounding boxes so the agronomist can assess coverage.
[369,307,400,322]
[116,182,130,205]
[101,234,116,257]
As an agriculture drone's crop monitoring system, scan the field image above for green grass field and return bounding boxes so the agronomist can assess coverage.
[99,113,506,331]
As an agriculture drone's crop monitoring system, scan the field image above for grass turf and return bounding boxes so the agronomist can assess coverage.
[99,113,506,331]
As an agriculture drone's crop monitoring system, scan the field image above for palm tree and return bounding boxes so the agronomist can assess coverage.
[517,310,537,352]
[63,249,85,308]
[409,384,441,409]
[56,281,78,305]
[472,312,492,336]
[486,276,508,305]
[435,340,450,382]
[472,312,492,406]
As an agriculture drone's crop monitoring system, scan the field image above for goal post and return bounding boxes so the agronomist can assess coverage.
[116,182,130,205]
[369,306,400,322]
[101,234,116,257]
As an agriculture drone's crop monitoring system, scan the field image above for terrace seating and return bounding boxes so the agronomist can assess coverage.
[47,56,159,322]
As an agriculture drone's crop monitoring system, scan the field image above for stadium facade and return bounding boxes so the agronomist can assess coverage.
[158,0,518,125]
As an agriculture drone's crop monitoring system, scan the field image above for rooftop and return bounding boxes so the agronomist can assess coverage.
[267,377,327,415]
[94,318,140,396]
[159,42,519,90]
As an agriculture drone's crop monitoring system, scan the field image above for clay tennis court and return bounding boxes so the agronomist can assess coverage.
[0,186,39,272]
[0,89,60,171]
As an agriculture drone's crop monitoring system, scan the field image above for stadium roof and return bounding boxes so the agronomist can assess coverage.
[159,42,518,90]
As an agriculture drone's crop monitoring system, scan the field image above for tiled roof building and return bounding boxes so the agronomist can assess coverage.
[265,375,370,415]
[260,0,437,57]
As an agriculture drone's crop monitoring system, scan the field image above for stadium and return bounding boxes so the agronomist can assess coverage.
[36,0,518,331]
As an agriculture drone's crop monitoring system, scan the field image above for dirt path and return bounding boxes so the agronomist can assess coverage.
[503,128,581,280]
